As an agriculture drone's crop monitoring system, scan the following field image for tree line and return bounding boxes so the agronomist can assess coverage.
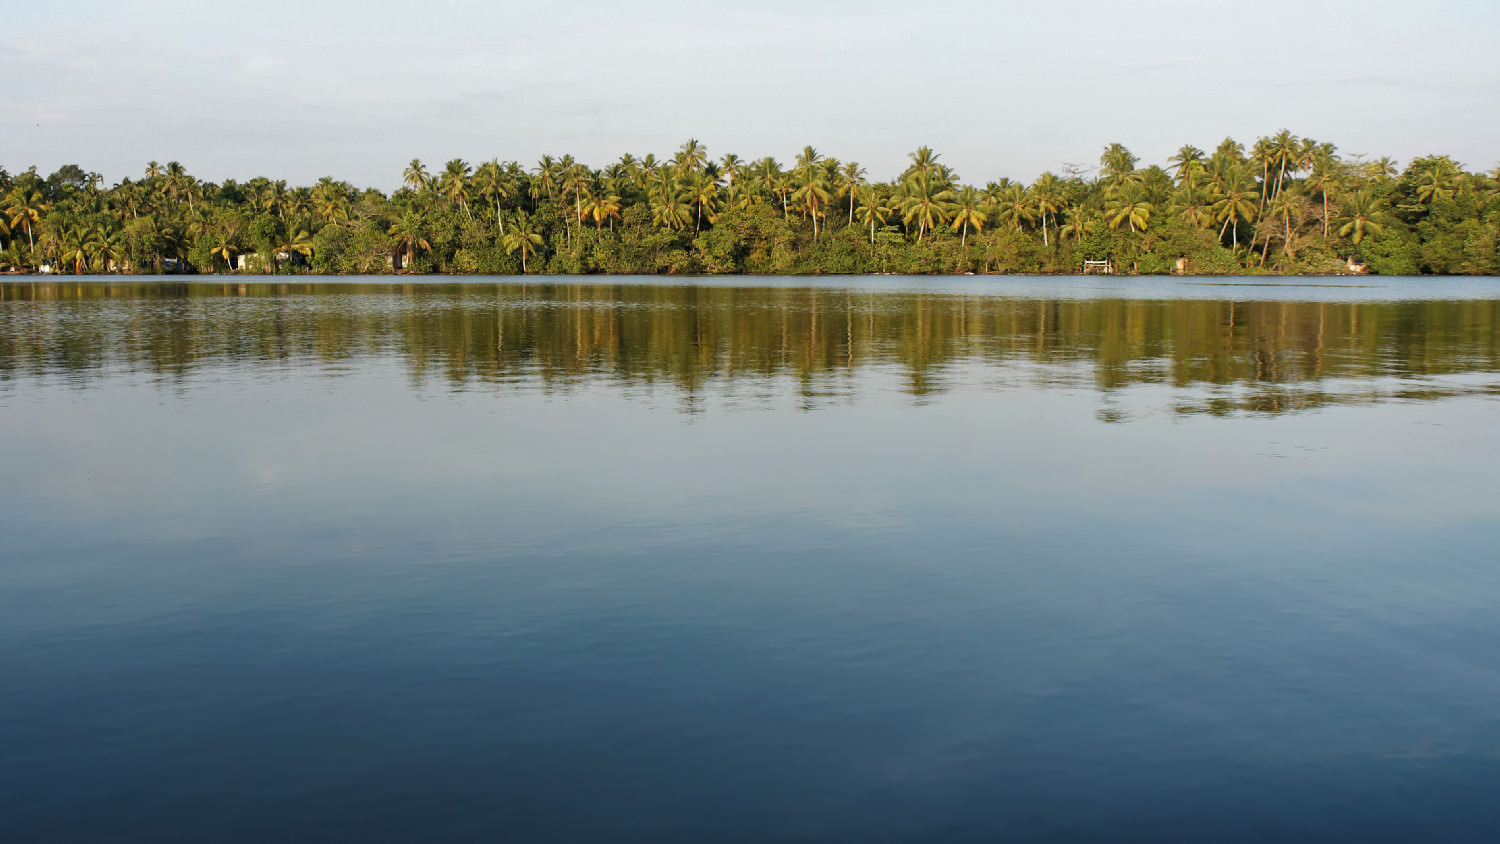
[2,133,1497,276]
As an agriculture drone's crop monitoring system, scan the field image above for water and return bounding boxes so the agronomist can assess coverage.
[2,276,1499,842]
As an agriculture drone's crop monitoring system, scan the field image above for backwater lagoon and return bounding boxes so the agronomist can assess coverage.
[3,275,1499,841]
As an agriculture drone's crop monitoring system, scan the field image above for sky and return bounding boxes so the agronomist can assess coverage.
[4,0,1497,191]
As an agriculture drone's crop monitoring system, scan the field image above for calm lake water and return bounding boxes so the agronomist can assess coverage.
[3,275,1499,842]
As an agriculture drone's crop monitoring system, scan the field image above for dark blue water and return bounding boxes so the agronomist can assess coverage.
[3,277,1500,841]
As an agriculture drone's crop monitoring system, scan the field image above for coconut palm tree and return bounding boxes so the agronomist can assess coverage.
[1212,168,1258,245]
[1030,172,1063,246]
[387,209,432,270]
[312,178,350,225]
[855,185,892,245]
[1175,186,1213,229]
[502,216,544,272]
[1059,212,1100,243]
[1306,153,1341,237]
[994,183,1035,233]
[675,139,707,175]
[950,185,988,248]
[837,161,867,226]
[1099,143,1138,186]
[5,185,48,252]
[791,163,831,239]
[682,171,719,232]
[1106,182,1152,232]
[403,159,430,193]
[531,155,559,203]
[903,146,941,183]
[1413,156,1460,206]
[439,159,472,219]
[583,189,622,230]
[474,159,513,234]
[1169,145,1206,189]
[207,218,241,272]
[899,171,955,242]
[1338,189,1385,245]
[273,220,315,272]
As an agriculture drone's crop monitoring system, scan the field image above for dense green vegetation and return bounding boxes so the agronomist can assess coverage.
[5,281,1497,417]
[2,133,1497,276]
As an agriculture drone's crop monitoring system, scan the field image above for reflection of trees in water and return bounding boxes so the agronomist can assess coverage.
[3,281,1498,416]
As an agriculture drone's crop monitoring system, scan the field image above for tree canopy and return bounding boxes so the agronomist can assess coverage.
[3,134,1497,277]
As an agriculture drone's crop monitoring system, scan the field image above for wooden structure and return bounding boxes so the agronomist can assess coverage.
[1082,259,1113,275]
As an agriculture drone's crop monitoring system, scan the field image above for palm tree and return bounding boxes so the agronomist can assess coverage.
[474,159,513,234]
[312,178,349,225]
[1169,145,1205,189]
[387,209,432,270]
[5,185,48,252]
[403,159,430,193]
[1212,167,1258,245]
[837,161,867,226]
[502,216,544,272]
[59,226,102,274]
[1031,172,1063,246]
[1269,129,1300,206]
[902,174,956,241]
[718,154,743,191]
[1250,136,1276,215]
[1106,182,1152,232]
[1338,189,1385,245]
[1306,153,1341,237]
[1099,143,1138,186]
[791,162,831,239]
[903,146,941,183]
[1175,186,1213,229]
[583,189,623,230]
[682,171,719,232]
[950,185,988,248]
[273,220,315,272]
[531,155,558,202]
[994,183,1035,232]
[1413,156,1460,206]
[855,186,891,245]
[286,186,313,219]
[164,161,193,210]
[1059,213,1100,243]
[207,219,241,272]
[439,159,473,218]
[92,225,125,273]
[675,139,707,175]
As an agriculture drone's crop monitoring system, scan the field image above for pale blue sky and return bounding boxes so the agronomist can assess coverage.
[4,0,1496,189]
